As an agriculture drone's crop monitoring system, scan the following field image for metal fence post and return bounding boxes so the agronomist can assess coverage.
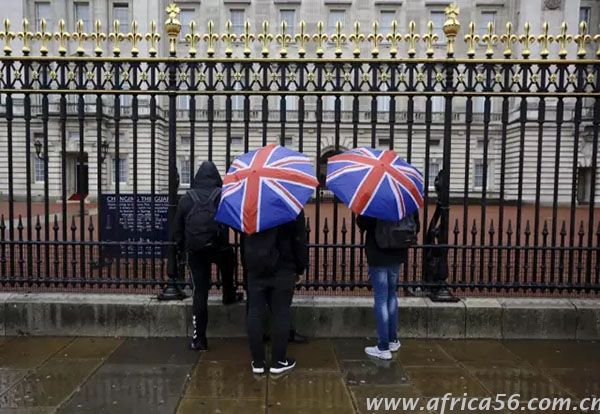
[159,4,186,300]
[430,4,461,302]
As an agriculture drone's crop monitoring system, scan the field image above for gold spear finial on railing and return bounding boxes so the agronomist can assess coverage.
[422,20,438,57]
[0,19,15,55]
[464,21,479,58]
[519,22,535,58]
[313,21,328,58]
[331,21,346,57]
[203,20,218,57]
[443,3,460,57]
[594,33,600,58]
[145,20,160,57]
[108,20,124,56]
[185,20,201,57]
[295,21,309,58]
[18,18,34,55]
[71,19,87,55]
[500,22,517,57]
[36,18,52,56]
[54,19,70,56]
[257,21,273,57]
[127,20,143,56]
[222,20,237,57]
[481,21,498,58]
[537,22,553,59]
[555,22,572,59]
[90,20,106,56]
[349,21,364,58]
[240,21,255,57]
[165,3,181,56]
[574,21,591,58]
[386,20,402,58]
[405,20,419,58]
[276,20,292,57]
[368,21,383,57]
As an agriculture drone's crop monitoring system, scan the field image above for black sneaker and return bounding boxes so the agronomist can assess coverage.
[251,360,265,374]
[190,337,207,351]
[270,357,296,374]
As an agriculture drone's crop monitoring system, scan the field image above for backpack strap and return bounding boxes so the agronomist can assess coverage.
[188,190,200,203]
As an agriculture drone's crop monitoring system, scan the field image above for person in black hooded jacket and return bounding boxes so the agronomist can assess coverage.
[172,161,243,351]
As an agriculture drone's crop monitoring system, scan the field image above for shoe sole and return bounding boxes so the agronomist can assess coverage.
[270,363,296,374]
[252,367,265,374]
[365,350,392,360]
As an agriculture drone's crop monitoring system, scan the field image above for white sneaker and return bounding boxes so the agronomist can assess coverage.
[365,346,392,360]
[389,341,401,352]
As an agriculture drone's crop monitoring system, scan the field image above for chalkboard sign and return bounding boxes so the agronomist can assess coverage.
[99,194,170,258]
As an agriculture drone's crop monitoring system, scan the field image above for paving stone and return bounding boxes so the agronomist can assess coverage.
[0,338,72,369]
[200,338,252,362]
[405,366,490,397]
[54,338,123,360]
[106,338,199,366]
[184,360,266,399]
[437,339,523,368]
[350,385,423,414]
[58,363,193,414]
[545,368,600,399]
[177,398,265,414]
[469,365,573,400]
[286,340,339,372]
[340,359,409,386]
[0,358,101,409]
[0,370,30,394]
[331,338,375,361]
[0,407,56,413]
[503,340,600,370]
[268,371,354,412]
[396,340,457,367]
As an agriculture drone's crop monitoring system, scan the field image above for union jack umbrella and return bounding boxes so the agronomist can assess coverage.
[215,144,319,234]
[326,147,424,221]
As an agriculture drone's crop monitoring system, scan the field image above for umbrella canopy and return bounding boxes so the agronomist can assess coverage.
[215,144,319,234]
[326,147,424,221]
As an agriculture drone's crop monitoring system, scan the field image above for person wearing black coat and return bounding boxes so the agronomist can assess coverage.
[242,211,308,375]
[172,161,242,351]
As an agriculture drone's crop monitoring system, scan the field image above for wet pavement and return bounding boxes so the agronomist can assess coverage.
[0,337,598,413]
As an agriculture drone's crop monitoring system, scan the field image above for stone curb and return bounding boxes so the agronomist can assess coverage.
[0,293,597,339]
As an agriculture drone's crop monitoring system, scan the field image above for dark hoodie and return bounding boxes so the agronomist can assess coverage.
[172,161,226,252]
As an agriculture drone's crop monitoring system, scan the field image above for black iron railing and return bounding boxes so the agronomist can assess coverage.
[0,5,599,296]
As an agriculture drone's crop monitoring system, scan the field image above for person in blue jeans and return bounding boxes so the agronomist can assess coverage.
[357,213,419,360]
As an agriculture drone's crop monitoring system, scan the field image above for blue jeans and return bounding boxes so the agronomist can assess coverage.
[368,265,399,351]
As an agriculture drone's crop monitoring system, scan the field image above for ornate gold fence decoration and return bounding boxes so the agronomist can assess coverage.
[0,3,598,60]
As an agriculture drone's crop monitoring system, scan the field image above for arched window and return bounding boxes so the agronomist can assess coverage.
[318,149,343,187]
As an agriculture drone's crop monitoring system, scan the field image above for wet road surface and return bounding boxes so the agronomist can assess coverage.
[0,337,598,413]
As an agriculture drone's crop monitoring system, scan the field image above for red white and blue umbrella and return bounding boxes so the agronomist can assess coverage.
[326,147,424,221]
[215,144,319,235]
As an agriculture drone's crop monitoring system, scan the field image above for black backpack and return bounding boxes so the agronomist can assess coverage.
[184,188,222,251]
[242,227,280,276]
[374,215,418,250]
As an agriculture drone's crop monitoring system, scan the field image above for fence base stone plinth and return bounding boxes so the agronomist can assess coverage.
[0,293,596,339]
